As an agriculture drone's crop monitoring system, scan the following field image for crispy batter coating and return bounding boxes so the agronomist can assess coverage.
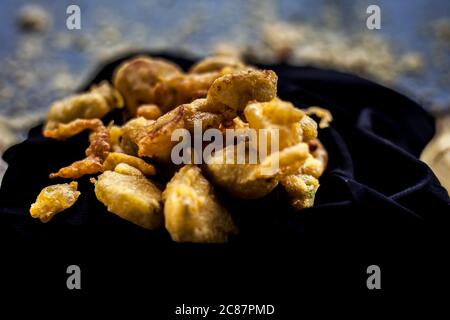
[204,141,309,199]
[45,81,123,131]
[109,124,124,152]
[30,181,80,222]
[92,165,163,230]
[137,106,186,162]
[151,72,221,111]
[163,165,237,243]
[189,55,245,74]
[119,117,155,155]
[302,139,328,178]
[281,174,319,210]
[102,152,156,175]
[281,139,328,210]
[136,104,162,120]
[200,69,278,119]
[244,98,304,149]
[44,118,103,140]
[136,103,222,161]
[113,55,249,116]
[305,107,333,129]
[46,119,110,179]
[113,56,183,116]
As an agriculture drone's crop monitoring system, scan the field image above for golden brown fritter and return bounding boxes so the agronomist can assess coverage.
[119,117,155,155]
[113,55,248,116]
[189,55,246,74]
[113,56,183,116]
[200,69,278,119]
[92,164,163,230]
[102,152,156,176]
[281,139,328,210]
[136,105,186,162]
[30,181,80,222]
[136,104,163,120]
[163,165,237,243]
[136,103,222,162]
[204,141,309,199]
[244,98,304,149]
[151,71,222,111]
[281,174,319,210]
[45,81,123,131]
[46,119,110,179]
[302,139,328,178]
[305,107,333,129]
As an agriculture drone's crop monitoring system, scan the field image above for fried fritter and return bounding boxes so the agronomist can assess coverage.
[281,139,328,210]
[136,104,162,120]
[151,71,222,111]
[92,164,163,230]
[113,56,183,116]
[163,165,237,243]
[189,55,246,74]
[199,69,278,119]
[305,107,333,129]
[46,119,110,179]
[30,181,80,222]
[281,174,319,210]
[204,141,309,199]
[136,106,186,162]
[119,117,155,155]
[136,103,222,162]
[44,81,123,131]
[113,55,249,116]
[102,152,156,176]
[244,98,304,149]
[302,139,328,178]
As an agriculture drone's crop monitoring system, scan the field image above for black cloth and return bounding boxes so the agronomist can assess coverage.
[1,53,449,308]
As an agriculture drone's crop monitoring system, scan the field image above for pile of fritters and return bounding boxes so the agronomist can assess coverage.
[30,55,332,243]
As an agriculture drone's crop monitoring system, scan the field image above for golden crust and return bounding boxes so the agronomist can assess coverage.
[30,181,80,222]
[202,69,277,118]
[163,165,237,243]
[204,141,309,199]
[46,119,110,179]
[45,81,123,131]
[102,152,156,176]
[92,166,163,230]
[189,55,245,74]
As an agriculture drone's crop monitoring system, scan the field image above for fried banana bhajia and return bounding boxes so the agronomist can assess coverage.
[44,81,123,131]
[189,55,245,74]
[45,119,110,179]
[30,181,80,222]
[163,165,237,243]
[113,56,182,116]
[102,152,156,176]
[136,103,222,161]
[113,55,246,116]
[92,164,163,230]
[281,174,319,210]
[33,54,332,240]
[204,141,309,199]
[281,139,328,210]
[199,69,278,119]
[136,104,163,120]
